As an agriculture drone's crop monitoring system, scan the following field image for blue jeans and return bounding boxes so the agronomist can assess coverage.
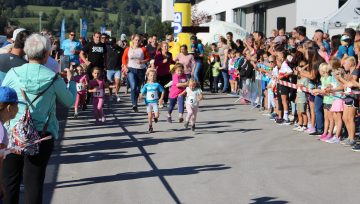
[314,95,324,132]
[127,68,146,106]
[194,60,202,83]
[221,70,229,92]
[168,96,185,114]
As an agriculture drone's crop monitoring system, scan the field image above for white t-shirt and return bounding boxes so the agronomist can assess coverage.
[186,87,202,107]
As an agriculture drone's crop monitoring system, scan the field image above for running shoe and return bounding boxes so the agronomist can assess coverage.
[279,119,291,125]
[309,131,323,136]
[179,118,184,123]
[275,118,283,124]
[101,116,106,123]
[167,116,172,123]
[116,96,121,102]
[326,136,341,144]
[184,121,189,129]
[341,138,356,147]
[148,126,153,133]
[292,126,300,131]
[352,144,360,152]
[73,112,78,119]
[132,106,138,113]
[321,134,332,142]
[306,127,316,134]
[191,125,195,131]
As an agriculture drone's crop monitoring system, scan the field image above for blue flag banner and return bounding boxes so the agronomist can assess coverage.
[81,19,88,38]
[60,18,65,46]
[101,26,106,34]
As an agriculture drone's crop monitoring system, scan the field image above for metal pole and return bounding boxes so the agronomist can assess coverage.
[145,22,147,33]
[39,12,43,33]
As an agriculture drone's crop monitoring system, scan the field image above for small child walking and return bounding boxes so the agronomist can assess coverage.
[140,70,165,133]
[88,67,106,124]
[167,63,188,123]
[74,64,89,118]
[180,78,203,131]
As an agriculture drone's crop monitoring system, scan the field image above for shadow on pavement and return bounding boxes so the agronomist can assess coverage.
[55,164,231,188]
[250,196,289,204]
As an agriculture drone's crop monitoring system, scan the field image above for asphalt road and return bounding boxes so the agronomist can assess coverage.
[44,93,360,204]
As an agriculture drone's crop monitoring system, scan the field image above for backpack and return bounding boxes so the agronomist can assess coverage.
[9,74,58,156]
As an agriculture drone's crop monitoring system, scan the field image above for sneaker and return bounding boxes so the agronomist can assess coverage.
[101,116,106,123]
[191,125,195,131]
[326,136,341,144]
[148,126,153,133]
[319,133,327,141]
[275,118,283,124]
[167,116,172,123]
[279,119,290,125]
[73,112,78,119]
[309,131,323,136]
[321,133,332,142]
[179,118,184,123]
[300,126,308,132]
[342,138,356,147]
[132,106,138,113]
[306,127,316,134]
[184,121,189,129]
[292,126,300,131]
[352,144,360,152]
[116,96,121,102]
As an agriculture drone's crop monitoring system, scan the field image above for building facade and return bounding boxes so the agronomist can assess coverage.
[193,0,346,37]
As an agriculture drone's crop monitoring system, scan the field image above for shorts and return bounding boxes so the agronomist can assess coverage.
[277,84,290,96]
[107,69,121,83]
[344,96,360,108]
[146,103,159,113]
[330,99,345,112]
[308,94,315,102]
[297,103,307,113]
[323,103,332,110]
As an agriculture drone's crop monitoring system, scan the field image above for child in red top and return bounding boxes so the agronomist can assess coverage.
[74,64,89,118]
[167,63,188,123]
[88,67,106,124]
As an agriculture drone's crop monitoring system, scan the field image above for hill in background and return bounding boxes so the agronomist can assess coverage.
[0,0,172,38]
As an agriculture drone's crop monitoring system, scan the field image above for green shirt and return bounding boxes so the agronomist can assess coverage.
[2,63,77,139]
[296,77,309,104]
[321,76,334,104]
[212,62,220,77]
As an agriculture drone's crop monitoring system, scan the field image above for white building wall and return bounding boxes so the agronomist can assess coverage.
[266,1,296,36]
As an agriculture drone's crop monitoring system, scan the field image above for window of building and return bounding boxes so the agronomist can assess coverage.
[216,12,226,21]
[254,4,266,34]
[339,0,348,8]
[234,8,246,29]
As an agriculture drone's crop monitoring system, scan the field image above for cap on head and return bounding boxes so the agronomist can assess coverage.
[12,28,26,41]
[341,35,350,42]
[0,86,18,103]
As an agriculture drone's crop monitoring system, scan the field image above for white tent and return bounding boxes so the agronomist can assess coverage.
[197,20,249,45]
[303,0,360,33]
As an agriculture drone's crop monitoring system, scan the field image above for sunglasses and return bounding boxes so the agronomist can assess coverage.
[70,34,76,36]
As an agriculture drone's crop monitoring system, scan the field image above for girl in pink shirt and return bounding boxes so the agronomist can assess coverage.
[74,64,89,118]
[88,67,106,124]
[167,63,188,123]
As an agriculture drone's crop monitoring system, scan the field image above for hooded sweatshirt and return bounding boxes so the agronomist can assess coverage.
[2,63,76,139]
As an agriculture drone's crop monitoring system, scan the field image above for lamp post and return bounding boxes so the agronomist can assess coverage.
[39,11,43,33]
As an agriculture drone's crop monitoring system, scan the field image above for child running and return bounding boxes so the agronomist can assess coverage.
[167,63,188,123]
[180,78,204,131]
[140,70,165,133]
[74,63,89,118]
[88,67,106,125]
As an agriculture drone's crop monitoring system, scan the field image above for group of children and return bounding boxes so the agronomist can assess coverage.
[140,63,203,133]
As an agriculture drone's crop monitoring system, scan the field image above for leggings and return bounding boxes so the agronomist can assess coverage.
[186,104,199,125]
[93,97,104,120]
[168,96,185,115]
[74,92,86,109]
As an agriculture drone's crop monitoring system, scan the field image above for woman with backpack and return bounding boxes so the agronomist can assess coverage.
[1,33,76,204]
